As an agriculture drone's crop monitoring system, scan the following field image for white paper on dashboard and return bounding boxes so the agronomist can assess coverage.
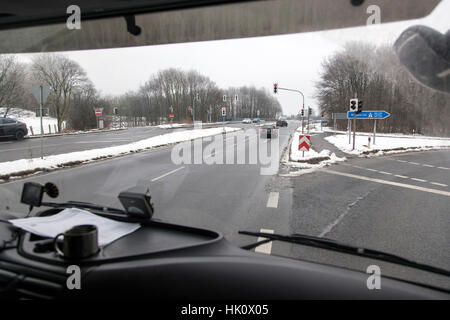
[9,207,141,247]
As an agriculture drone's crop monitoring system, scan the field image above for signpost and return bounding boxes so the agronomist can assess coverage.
[94,108,103,129]
[347,111,390,119]
[221,107,226,133]
[347,110,390,148]
[31,85,51,159]
[299,135,311,157]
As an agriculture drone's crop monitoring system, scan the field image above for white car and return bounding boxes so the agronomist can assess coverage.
[242,118,252,124]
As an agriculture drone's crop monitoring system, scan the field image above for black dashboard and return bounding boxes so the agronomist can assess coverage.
[0,208,448,300]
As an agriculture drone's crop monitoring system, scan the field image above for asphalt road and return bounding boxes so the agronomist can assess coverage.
[0,122,448,290]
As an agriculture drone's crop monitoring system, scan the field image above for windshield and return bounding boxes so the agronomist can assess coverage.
[0,0,449,291]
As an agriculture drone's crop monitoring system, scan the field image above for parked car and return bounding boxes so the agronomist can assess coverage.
[276,120,288,127]
[0,117,28,140]
[242,118,252,124]
[260,125,278,139]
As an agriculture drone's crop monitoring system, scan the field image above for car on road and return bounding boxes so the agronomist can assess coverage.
[0,117,28,140]
[276,120,288,127]
[260,124,278,139]
[242,118,252,124]
[252,118,260,123]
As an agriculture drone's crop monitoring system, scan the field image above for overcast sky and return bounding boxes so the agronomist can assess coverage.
[17,0,449,116]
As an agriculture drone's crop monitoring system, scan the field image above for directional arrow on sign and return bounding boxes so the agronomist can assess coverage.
[347,110,390,119]
[299,135,311,151]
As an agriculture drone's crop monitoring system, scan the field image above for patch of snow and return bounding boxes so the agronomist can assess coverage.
[0,107,65,135]
[284,128,346,170]
[325,133,450,155]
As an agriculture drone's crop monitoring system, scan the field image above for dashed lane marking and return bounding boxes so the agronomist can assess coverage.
[430,182,448,187]
[255,228,274,254]
[266,192,279,208]
[151,166,185,182]
[411,178,427,183]
[325,169,450,197]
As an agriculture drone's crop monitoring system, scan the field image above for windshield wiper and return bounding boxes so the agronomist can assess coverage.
[239,230,450,277]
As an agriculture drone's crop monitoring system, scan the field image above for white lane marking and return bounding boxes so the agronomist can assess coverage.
[255,228,274,254]
[394,174,409,179]
[151,166,185,182]
[396,160,407,163]
[266,192,279,208]
[430,182,448,187]
[325,170,450,197]
[422,164,434,168]
[409,162,420,165]
[411,178,427,183]
[379,171,392,175]
[437,167,449,170]
[366,168,378,172]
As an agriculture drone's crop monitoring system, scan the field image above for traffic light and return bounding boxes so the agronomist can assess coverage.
[357,100,363,114]
[308,107,312,115]
[274,83,278,94]
[113,107,118,115]
[301,109,304,117]
[349,99,358,112]
[321,112,324,117]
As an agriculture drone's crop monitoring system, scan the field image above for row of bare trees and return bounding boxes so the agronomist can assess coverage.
[315,42,450,136]
[111,68,282,125]
[0,55,282,131]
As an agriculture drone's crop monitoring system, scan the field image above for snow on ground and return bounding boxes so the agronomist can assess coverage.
[158,123,190,129]
[0,108,65,135]
[0,126,241,178]
[286,128,346,169]
[325,133,450,156]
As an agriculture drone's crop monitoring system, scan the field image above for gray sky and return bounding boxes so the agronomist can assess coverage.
[18,0,449,116]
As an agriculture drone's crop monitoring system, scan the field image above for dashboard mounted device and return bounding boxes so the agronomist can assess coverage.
[20,182,44,207]
[118,186,154,219]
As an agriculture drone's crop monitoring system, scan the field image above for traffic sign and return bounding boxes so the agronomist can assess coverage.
[169,114,174,119]
[32,85,51,105]
[95,109,102,116]
[299,135,311,151]
[34,108,49,117]
[332,113,347,120]
[347,110,390,119]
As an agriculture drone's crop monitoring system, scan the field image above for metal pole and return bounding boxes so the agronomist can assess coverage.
[39,85,44,159]
[373,119,377,145]
[334,118,336,136]
[192,97,195,123]
[307,107,310,134]
[352,112,356,150]
[348,119,351,144]
[352,94,357,151]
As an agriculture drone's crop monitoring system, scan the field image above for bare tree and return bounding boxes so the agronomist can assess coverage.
[32,54,87,131]
[0,55,25,117]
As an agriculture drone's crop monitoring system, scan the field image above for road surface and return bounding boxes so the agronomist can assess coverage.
[0,122,448,289]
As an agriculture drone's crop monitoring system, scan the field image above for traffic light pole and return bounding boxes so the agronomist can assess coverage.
[352,94,357,151]
[276,86,305,130]
[307,107,310,134]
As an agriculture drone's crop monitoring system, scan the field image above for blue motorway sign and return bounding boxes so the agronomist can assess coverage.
[347,110,390,119]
